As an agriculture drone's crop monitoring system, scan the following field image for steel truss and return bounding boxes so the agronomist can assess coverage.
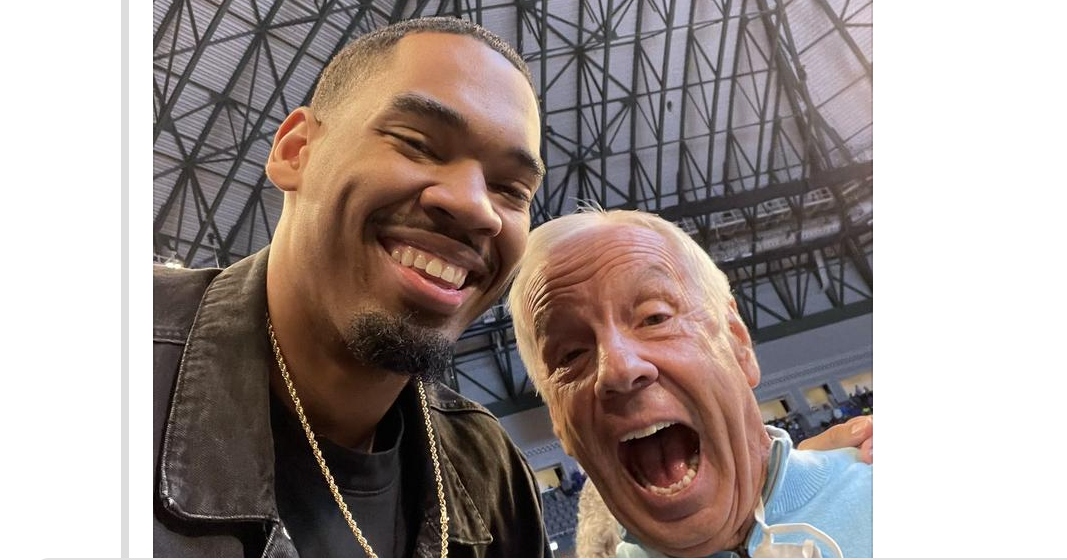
[153,0,873,416]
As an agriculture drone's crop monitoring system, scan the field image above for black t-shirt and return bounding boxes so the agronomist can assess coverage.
[270,392,413,557]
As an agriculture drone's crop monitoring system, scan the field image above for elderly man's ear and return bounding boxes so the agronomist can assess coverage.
[726,299,760,388]
[554,425,575,456]
[265,107,318,192]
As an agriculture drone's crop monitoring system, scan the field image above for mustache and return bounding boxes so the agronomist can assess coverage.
[372,214,486,258]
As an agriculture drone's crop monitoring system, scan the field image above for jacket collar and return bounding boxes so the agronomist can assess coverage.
[158,246,491,548]
[159,247,277,522]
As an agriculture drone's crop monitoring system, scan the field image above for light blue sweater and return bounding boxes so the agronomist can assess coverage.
[616,426,872,557]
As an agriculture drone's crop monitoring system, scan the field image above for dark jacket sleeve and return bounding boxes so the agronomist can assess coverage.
[434,400,553,557]
[490,431,552,557]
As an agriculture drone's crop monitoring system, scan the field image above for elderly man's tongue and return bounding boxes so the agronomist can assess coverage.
[623,424,700,492]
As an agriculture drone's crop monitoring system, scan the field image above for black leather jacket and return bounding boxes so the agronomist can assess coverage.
[153,248,550,557]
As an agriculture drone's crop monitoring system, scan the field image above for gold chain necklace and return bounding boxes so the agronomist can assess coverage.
[266,314,450,558]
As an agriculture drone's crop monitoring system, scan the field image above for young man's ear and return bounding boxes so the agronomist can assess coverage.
[726,298,761,388]
[265,107,317,192]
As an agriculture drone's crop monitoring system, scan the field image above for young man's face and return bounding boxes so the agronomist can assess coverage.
[274,33,542,346]
[522,224,768,556]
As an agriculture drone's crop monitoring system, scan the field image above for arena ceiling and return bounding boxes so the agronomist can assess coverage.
[153,0,873,415]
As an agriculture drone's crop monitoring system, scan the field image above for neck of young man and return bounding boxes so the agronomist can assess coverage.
[268,356,409,451]
[265,284,411,452]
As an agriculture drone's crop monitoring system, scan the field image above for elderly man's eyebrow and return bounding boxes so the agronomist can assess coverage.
[388,92,545,181]
[530,265,676,335]
[533,308,552,340]
[634,264,678,291]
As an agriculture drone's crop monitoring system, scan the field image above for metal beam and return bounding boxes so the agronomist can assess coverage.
[152,0,287,237]
[485,392,545,418]
[218,3,375,264]
[183,1,342,265]
[658,161,871,221]
[812,0,872,83]
[154,0,183,51]
[154,0,236,142]
[717,223,872,271]
[752,299,871,344]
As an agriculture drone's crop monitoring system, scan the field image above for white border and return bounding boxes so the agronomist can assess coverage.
[130,0,154,557]
[878,1,1067,556]
[4,2,124,557]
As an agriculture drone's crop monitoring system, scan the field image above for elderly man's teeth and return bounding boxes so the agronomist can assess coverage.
[391,246,468,288]
[643,452,699,496]
[620,421,676,442]
[646,467,699,495]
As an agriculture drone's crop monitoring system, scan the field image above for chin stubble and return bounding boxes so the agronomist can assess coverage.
[343,311,453,383]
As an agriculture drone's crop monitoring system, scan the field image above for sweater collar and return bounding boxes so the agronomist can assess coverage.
[618,426,832,558]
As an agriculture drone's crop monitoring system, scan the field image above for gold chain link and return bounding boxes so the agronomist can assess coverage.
[267,313,449,558]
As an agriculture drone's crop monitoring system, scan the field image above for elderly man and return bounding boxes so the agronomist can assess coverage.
[509,209,873,557]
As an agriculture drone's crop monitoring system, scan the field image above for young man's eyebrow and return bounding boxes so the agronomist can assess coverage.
[388,92,468,130]
[387,92,545,180]
[509,146,546,180]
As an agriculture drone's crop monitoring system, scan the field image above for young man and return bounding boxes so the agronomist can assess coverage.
[509,209,873,557]
[154,18,547,557]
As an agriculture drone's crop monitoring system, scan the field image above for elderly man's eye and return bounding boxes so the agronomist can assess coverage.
[641,313,671,327]
[558,348,586,367]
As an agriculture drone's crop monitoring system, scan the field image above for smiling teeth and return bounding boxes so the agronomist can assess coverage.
[391,246,468,289]
[620,421,676,442]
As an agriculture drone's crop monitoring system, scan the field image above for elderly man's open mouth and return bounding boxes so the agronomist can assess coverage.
[618,421,701,496]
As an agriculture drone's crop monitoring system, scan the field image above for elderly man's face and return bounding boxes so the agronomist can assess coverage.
[523,224,768,556]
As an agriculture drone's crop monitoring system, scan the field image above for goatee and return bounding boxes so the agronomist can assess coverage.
[344,311,453,383]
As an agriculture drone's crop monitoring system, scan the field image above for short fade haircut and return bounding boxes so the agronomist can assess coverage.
[310,16,535,120]
[507,206,735,396]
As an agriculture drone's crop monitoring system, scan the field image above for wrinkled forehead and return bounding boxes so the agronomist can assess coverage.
[522,224,693,328]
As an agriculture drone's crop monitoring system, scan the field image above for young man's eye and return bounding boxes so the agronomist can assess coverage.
[389,133,436,158]
[494,184,531,204]
[403,137,433,155]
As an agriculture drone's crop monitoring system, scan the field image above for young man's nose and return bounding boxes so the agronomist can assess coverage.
[420,161,503,238]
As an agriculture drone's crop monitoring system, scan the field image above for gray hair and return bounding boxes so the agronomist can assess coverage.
[507,207,734,396]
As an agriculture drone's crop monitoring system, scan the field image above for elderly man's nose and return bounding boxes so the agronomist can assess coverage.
[594,338,658,399]
[421,162,503,237]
